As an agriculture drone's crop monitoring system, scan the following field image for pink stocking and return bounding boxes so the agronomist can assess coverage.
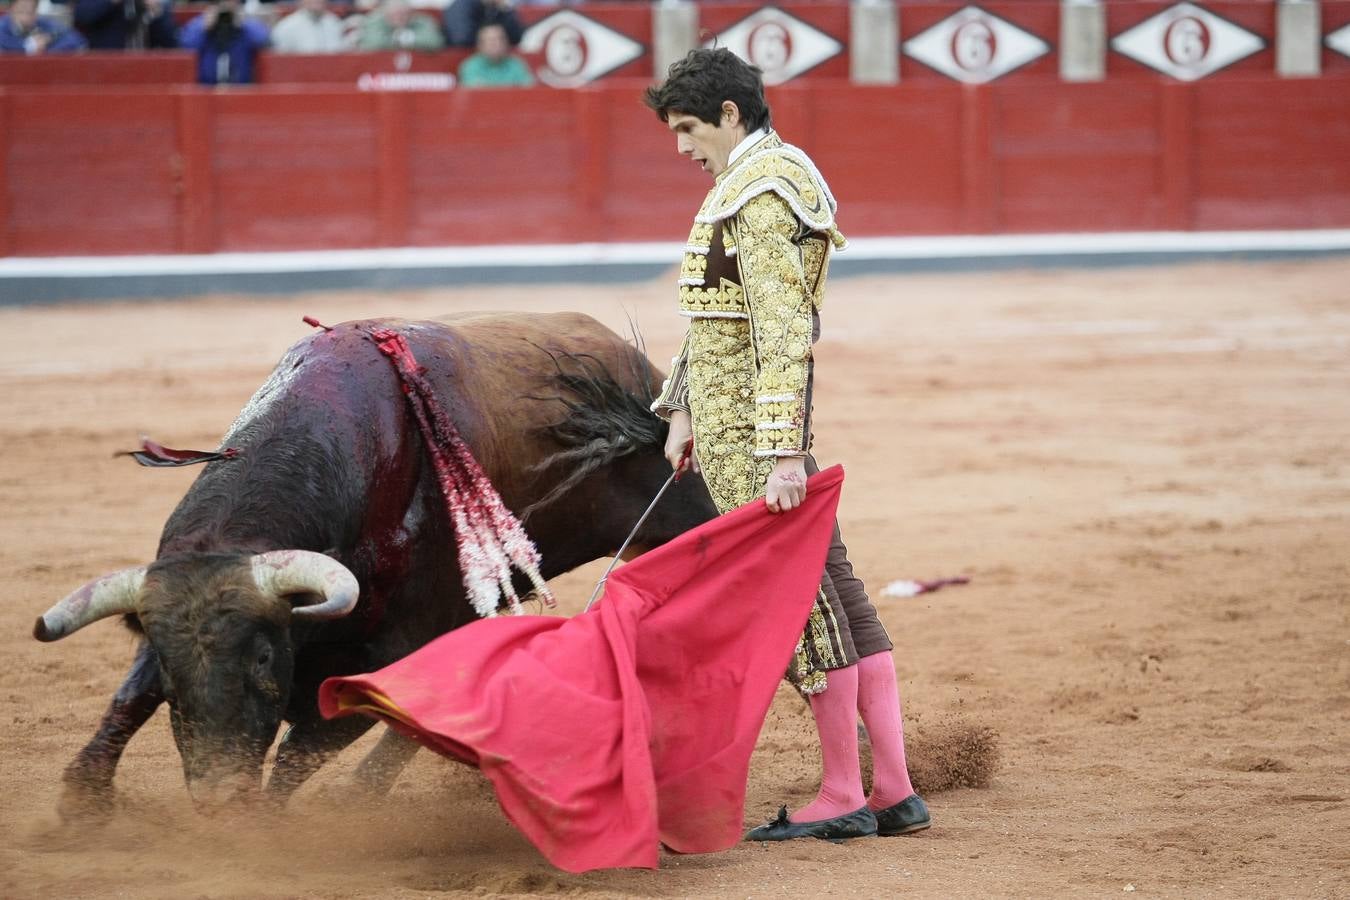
[790,664,866,823]
[857,650,916,810]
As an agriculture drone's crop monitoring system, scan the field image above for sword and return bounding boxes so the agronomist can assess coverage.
[584,439,693,612]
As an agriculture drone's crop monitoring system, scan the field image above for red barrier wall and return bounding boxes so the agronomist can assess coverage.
[3,74,1348,258]
[0,51,197,85]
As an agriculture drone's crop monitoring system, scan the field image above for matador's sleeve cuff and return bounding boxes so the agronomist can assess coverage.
[650,339,692,421]
[752,391,808,457]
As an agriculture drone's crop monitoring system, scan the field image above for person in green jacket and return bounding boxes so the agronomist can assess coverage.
[458,22,533,87]
[359,0,443,51]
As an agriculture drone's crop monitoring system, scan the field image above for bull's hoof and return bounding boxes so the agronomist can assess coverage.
[56,778,116,826]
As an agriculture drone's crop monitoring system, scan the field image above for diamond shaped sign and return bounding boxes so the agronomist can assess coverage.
[520,10,644,88]
[1327,22,1350,58]
[902,6,1050,84]
[1111,2,1264,81]
[707,7,843,86]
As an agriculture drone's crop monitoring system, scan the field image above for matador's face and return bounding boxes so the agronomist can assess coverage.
[666,107,747,179]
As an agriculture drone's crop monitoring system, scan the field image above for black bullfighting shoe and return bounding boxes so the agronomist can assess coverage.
[873,794,932,836]
[744,805,878,843]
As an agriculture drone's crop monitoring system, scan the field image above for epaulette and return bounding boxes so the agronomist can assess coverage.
[695,135,844,248]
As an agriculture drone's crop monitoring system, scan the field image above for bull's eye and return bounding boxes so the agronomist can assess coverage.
[256,645,272,670]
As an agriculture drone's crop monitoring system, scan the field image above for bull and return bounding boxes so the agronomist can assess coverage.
[34,312,716,815]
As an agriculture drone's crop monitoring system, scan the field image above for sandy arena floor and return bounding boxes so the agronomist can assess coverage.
[1,258,1347,898]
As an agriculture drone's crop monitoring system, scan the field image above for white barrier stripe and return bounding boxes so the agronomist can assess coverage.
[0,243,685,278]
[3,230,1349,279]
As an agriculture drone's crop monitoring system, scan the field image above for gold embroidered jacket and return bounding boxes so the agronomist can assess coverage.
[653,130,845,508]
[651,131,846,693]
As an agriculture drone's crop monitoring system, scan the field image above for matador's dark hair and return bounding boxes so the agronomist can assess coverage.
[643,48,772,133]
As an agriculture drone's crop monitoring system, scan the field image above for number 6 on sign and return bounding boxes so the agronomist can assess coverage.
[519,11,644,88]
[1110,2,1264,81]
[708,8,843,85]
[903,6,1049,84]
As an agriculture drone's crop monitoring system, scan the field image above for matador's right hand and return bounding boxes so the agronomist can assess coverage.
[665,410,697,475]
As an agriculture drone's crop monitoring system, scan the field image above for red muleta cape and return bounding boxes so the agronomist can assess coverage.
[318,465,845,872]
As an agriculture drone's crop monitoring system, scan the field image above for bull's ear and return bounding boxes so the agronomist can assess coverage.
[121,611,146,635]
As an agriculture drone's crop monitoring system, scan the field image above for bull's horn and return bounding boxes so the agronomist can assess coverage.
[250,551,359,621]
[34,567,147,642]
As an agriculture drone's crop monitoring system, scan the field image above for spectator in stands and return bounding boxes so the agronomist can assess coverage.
[335,0,371,49]
[359,0,441,51]
[458,22,532,87]
[74,0,175,48]
[442,0,520,48]
[179,0,268,84]
[1,0,87,51]
[73,0,176,49]
[269,0,342,53]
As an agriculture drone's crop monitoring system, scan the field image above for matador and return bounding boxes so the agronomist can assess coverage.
[645,47,932,843]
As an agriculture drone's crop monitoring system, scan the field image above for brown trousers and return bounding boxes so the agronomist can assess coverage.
[807,455,893,668]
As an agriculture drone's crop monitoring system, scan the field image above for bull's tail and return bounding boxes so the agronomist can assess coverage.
[521,340,664,520]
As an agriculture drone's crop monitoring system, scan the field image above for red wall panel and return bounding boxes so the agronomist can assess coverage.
[0,52,195,85]
[4,92,180,255]
[1189,78,1350,228]
[990,83,1174,232]
[211,92,382,250]
[404,90,583,245]
[0,93,9,257]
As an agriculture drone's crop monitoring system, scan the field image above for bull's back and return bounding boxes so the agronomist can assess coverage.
[431,311,639,371]
[161,321,418,558]
[311,312,655,513]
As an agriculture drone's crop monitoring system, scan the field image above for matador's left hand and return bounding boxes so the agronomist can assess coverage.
[765,456,808,514]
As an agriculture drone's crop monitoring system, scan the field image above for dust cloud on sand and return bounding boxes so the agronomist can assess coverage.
[2,258,1348,897]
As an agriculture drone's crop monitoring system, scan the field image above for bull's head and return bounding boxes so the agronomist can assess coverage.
[34,551,357,808]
